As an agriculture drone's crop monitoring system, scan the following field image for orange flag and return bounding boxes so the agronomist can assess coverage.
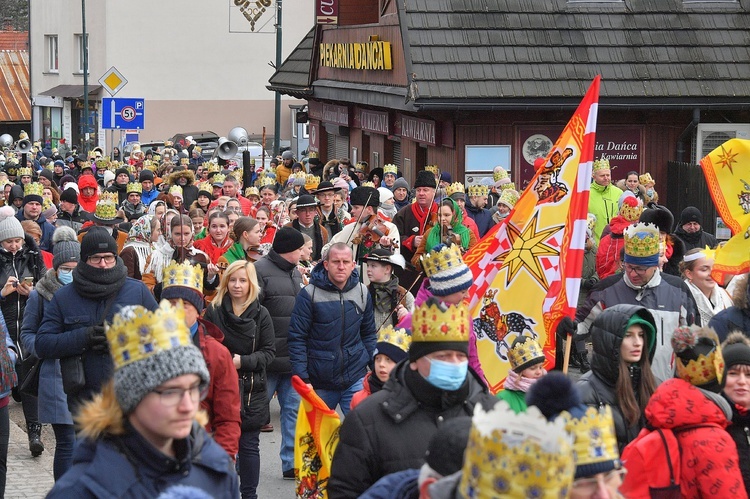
[464,77,601,394]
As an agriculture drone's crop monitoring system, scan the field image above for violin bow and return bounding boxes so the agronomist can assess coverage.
[344,191,374,247]
[375,269,424,332]
[419,178,439,236]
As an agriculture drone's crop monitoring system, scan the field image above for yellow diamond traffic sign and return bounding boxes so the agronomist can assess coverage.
[99,67,128,96]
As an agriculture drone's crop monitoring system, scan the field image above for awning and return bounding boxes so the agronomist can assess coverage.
[0,50,30,122]
[39,84,102,99]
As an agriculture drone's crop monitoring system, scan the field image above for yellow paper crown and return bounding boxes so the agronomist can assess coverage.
[421,243,466,278]
[212,174,227,186]
[169,185,183,197]
[162,261,203,294]
[141,160,154,171]
[383,164,398,175]
[258,176,276,187]
[673,326,725,386]
[152,154,161,162]
[197,181,212,194]
[377,325,412,353]
[360,181,375,188]
[180,157,189,166]
[639,173,655,186]
[290,171,306,180]
[126,182,142,194]
[230,168,243,181]
[498,189,519,208]
[493,166,509,182]
[561,406,620,472]
[508,336,545,371]
[95,159,110,171]
[94,200,118,220]
[106,301,191,370]
[467,185,489,197]
[245,186,259,197]
[500,181,516,191]
[206,162,221,174]
[412,301,470,344]
[99,191,119,204]
[592,157,611,172]
[23,182,44,197]
[459,403,575,499]
[445,182,465,197]
[424,165,439,175]
[42,198,53,211]
[17,167,32,177]
[304,174,320,190]
[623,222,660,258]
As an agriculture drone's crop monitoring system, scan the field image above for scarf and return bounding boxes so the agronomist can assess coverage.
[686,279,733,326]
[623,268,662,301]
[410,202,437,236]
[36,268,63,302]
[503,368,545,393]
[121,201,147,221]
[146,236,174,284]
[72,259,127,300]
[368,371,385,395]
[425,198,471,250]
[369,276,400,314]
[123,215,154,275]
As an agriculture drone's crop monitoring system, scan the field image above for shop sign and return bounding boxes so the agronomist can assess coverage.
[319,42,392,71]
[400,115,436,146]
[316,0,338,24]
[359,109,389,135]
[321,103,349,126]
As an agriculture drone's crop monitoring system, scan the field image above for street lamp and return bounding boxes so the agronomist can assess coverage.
[82,0,89,156]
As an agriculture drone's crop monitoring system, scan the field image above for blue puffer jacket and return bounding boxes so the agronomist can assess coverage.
[288,261,377,391]
[464,203,494,238]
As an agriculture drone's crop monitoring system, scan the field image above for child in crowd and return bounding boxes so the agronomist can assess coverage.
[497,336,547,413]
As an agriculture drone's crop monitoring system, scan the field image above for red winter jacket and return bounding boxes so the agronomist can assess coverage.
[350,372,373,411]
[193,235,232,264]
[626,378,747,499]
[595,215,631,279]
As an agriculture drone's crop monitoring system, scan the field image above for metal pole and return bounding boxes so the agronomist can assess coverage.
[273,0,282,156]
[82,0,89,156]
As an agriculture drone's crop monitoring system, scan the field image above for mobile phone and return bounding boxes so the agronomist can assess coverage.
[23,277,34,285]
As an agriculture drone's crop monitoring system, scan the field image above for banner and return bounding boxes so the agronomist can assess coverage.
[464,76,601,394]
[699,138,750,283]
[292,375,341,499]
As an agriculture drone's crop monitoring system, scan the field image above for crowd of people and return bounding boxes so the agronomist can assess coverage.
[0,136,745,498]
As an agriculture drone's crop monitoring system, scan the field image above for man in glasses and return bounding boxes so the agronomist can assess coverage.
[36,227,159,414]
[559,222,698,382]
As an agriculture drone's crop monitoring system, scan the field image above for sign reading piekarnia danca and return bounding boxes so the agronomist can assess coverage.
[229,0,276,33]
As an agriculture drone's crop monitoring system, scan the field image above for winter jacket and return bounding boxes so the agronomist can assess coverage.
[194,319,241,458]
[289,261,377,390]
[106,181,129,206]
[193,235,232,264]
[674,225,718,252]
[588,181,623,240]
[351,371,389,411]
[15,210,55,252]
[497,389,526,413]
[328,361,495,498]
[464,202,494,238]
[595,214,631,279]
[392,202,438,265]
[56,204,89,234]
[77,175,99,213]
[576,271,698,382]
[0,234,45,349]
[625,378,745,499]
[254,249,303,374]
[360,468,419,499]
[286,218,330,262]
[8,185,23,207]
[203,298,275,432]
[35,278,158,411]
[577,304,657,452]
[723,393,750,496]
[710,279,750,342]
[141,187,159,207]
[167,170,199,208]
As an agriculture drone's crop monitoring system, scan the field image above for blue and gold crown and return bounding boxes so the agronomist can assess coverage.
[126,182,142,194]
[106,300,190,370]
[421,243,465,278]
[560,406,621,478]
[377,325,412,353]
[623,222,660,258]
[592,157,611,173]
[169,185,183,197]
[508,336,545,371]
[162,261,203,294]
[23,182,44,197]
[17,167,33,178]
[412,301,469,344]
[445,182,465,197]
[383,164,398,175]
[459,403,575,499]
[467,185,489,197]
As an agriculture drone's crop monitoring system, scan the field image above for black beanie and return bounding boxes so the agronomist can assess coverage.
[721,332,750,387]
[60,187,78,205]
[349,186,379,207]
[80,227,118,262]
[162,285,205,313]
[115,167,130,178]
[424,416,473,476]
[273,227,305,254]
[38,169,53,181]
[679,206,702,226]
[414,169,437,189]
[139,169,154,182]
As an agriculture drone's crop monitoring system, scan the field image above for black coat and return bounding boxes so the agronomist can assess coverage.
[204,296,275,432]
[253,249,303,373]
[577,303,657,453]
[674,226,718,252]
[0,234,45,349]
[723,393,750,496]
[328,361,495,499]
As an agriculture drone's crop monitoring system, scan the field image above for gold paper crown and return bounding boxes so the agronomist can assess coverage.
[212,174,227,186]
[127,165,136,175]
[639,173,655,186]
[23,182,44,197]
[467,185,489,197]
[445,182,465,197]
[360,181,375,188]
[673,326,725,386]
[493,166,509,182]
[619,197,643,222]
[180,157,189,166]
[42,198,53,211]
[106,301,191,370]
[17,167,32,177]
[421,243,466,279]
[126,182,142,194]
[194,146,202,153]
[245,186,259,197]
[586,213,597,231]
[383,164,398,175]
[309,151,319,159]
[95,159,110,170]
[424,165,439,175]
[500,182,516,191]
[561,406,620,472]
[197,181,212,194]
[162,261,203,294]
[508,336,545,371]
[623,223,660,258]
[93,200,118,221]
[258,176,276,187]
[169,185,183,197]
[290,171,306,180]
[459,403,575,499]
[152,154,161,162]
[206,162,221,174]
[412,301,470,344]
[230,168,243,181]
[142,160,154,171]
[498,188,519,208]
[109,161,122,172]
[377,325,412,353]
[304,174,320,190]
[592,158,611,172]
[100,191,119,204]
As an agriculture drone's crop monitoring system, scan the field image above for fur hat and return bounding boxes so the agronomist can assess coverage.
[414,170,437,189]
[52,226,81,270]
[349,186,379,207]
[639,202,674,234]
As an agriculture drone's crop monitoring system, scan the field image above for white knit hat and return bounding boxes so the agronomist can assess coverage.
[0,217,24,242]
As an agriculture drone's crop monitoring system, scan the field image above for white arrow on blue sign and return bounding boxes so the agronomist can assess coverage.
[102,98,145,130]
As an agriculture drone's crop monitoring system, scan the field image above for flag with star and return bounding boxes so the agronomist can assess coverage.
[464,76,601,394]
[699,138,750,284]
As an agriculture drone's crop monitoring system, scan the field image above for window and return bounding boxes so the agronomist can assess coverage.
[75,34,88,74]
[45,35,58,72]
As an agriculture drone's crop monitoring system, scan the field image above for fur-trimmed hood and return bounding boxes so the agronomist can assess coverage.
[167,169,196,186]
[733,274,749,310]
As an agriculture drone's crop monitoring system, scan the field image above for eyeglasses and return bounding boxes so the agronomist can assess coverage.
[152,384,205,407]
[87,254,116,265]
[572,468,626,493]
[623,264,649,276]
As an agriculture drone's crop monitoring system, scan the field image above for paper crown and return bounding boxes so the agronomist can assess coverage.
[308,151,319,159]
[290,171,306,181]
[141,160,155,171]
[106,300,191,370]
[206,162,221,174]
[258,176,276,187]
[360,181,375,188]
[623,223,660,259]
[245,186,259,197]
[445,182,465,197]
[383,164,398,175]
[162,261,203,294]
[100,191,119,204]
[508,336,545,371]
[467,185,489,197]
[493,166,509,182]
[377,325,412,353]
[17,167,32,177]
[561,405,621,478]
[424,165,440,175]
[354,161,368,172]
[212,174,227,186]
[194,146,202,153]
[673,326,725,386]
[93,199,119,221]
[126,182,142,194]
[498,189,519,208]
[459,403,575,499]
[586,213,597,232]
[152,154,162,162]
[412,301,470,344]
[42,198,53,211]
[169,185,183,197]
[499,181,516,191]
[180,157,189,166]
[619,196,643,222]
[639,173,655,186]
[421,243,465,278]
[23,182,44,197]
[592,158,611,172]
[197,181,212,194]
[95,159,110,171]
[230,168,243,181]
[305,174,320,190]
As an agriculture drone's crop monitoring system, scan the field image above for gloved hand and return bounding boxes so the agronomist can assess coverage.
[556,317,577,339]
[86,325,108,353]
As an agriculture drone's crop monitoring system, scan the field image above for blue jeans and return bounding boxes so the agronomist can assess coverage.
[52,424,75,481]
[238,429,260,499]
[315,377,364,417]
[266,372,300,473]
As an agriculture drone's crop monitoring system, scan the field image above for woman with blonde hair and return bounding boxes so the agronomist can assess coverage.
[680,247,732,326]
[204,261,275,499]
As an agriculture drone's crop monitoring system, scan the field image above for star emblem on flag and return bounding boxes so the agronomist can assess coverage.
[717,145,739,174]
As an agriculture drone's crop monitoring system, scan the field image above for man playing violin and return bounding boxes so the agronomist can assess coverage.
[391,169,439,274]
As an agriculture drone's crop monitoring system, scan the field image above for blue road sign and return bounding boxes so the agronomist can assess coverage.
[102,98,145,130]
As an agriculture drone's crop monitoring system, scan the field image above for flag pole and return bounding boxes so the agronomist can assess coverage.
[562,333,572,375]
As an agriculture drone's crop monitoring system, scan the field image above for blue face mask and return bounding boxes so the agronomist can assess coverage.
[646,189,654,197]
[425,358,468,391]
[57,269,73,285]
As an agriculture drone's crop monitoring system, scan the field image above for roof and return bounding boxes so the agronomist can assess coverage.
[39,85,102,98]
[0,50,30,122]
[267,27,316,98]
[0,31,28,51]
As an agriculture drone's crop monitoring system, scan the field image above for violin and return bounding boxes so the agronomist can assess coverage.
[352,215,396,248]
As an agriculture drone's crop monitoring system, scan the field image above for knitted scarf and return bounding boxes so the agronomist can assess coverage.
[72,259,127,300]
[146,237,175,284]
[122,215,154,275]
[425,198,471,251]
[503,368,545,393]
[36,268,63,302]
